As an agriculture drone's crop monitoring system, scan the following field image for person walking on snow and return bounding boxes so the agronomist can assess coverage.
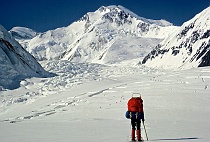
[125,95,145,141]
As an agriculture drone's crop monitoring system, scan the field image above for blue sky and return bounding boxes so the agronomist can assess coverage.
[1,0,210,32]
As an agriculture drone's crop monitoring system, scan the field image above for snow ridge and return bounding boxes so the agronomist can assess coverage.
[10,27,39,40]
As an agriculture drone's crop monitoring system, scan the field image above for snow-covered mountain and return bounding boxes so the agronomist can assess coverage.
[142,6,210,69]
[0,25,54,90]
[21,5,177,63]
[1,6,210,142]
[9,27,39,49]
[10,27,38,40]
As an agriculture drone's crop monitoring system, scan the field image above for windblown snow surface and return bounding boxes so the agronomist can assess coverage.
[0,60,209,142]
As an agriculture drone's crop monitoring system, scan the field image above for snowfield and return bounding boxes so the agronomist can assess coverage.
[0,61,209,142]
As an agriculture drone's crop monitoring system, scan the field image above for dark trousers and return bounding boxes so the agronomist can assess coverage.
[131,119,141,130]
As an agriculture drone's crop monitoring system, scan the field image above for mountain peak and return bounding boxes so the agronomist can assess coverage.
[100,5,174,27]
[11,6,177,63]
[78,5,173,27]
[10,27,39,40]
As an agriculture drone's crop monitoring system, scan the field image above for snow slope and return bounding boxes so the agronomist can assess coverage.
[9,27,39,49]
[21,5,177,62]
[142,6,210,69]
[0,60,209,142]
[94,37,161,64]
[0,25,54,90]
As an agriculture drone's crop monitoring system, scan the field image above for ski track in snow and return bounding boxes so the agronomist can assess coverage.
[0,60,210,142]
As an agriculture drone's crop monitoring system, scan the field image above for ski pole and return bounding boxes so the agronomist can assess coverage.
[142,121,149,141]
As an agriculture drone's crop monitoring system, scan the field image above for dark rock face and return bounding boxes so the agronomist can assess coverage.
[102,7,132,26]
[137,22,150,32]
[198,40,210,67]
[142,44,169,64]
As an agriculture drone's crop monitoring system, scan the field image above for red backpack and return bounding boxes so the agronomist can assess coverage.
[127,97,143,112]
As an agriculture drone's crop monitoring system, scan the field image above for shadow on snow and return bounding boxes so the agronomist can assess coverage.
[149,137,199,141]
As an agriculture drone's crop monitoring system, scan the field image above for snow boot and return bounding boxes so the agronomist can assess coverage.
[131,129,135,141]
[137,130,142,141]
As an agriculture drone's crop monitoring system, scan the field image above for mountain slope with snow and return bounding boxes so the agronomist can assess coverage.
[0,25,54,90]
[9,27,39,49]
[142,6,210,69]
[101,37,161,64]
[24,5,177,63]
